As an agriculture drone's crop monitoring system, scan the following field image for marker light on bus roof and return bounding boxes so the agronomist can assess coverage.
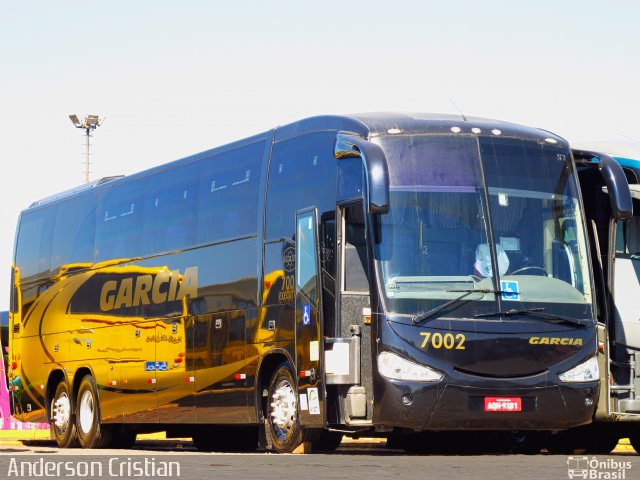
[387,128,402,134]
[450,126,462,133]
[471,127,482,134]
[545,138,558,144]
[492,129,502,136]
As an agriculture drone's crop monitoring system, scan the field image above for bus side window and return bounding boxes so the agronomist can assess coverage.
[266,132,337,241]
[15,206,56,281]
[197,141,263,244]
[616,199,640,256]
[95,181,146,262]
[628,218,640,254]
[143,163,198,255]
[51,194,97,271]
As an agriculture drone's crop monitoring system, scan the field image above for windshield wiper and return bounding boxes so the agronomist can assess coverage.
[473,307,588,328]
[411,289,503,325]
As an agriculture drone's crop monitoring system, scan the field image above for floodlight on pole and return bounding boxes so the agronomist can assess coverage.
[69,113,103,183]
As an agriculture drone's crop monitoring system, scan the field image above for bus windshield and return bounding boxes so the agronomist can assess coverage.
[374,134,593,319]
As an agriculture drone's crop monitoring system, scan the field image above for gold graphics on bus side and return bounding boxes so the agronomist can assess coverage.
[99,266,198,312]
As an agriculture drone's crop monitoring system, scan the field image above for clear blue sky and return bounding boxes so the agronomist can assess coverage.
[0,1,638,310]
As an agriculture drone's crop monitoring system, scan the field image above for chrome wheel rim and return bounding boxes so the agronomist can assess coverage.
[52,392,71,431]
[269,378,297,441]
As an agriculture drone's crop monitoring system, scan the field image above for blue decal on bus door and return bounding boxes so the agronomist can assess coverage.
[302,304,311,325]
[500,281,520,301]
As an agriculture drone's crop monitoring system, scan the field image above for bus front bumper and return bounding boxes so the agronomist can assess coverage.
[374,379,598,431]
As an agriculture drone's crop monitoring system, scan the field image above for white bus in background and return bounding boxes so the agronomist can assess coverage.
[569,141,640,453]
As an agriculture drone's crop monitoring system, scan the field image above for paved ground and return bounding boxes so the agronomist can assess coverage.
[0,436,638,480]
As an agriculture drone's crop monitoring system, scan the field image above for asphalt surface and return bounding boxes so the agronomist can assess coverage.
[0,439,638,480]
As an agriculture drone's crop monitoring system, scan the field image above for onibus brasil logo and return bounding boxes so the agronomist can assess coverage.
[567,456,632,479]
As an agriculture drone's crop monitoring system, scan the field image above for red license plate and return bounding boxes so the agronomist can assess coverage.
[484,397,522,412]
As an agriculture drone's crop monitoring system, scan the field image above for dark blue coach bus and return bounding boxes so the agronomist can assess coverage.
[10,113,619,452]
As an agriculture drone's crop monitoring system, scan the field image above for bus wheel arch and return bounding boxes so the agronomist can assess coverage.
[256,351,294,424]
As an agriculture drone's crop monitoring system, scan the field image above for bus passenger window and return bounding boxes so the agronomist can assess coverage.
[197,141,263,244]
[266,132,337,241]
[15,206,56,280]
[95,181,146,261]
[143,164,198,255]
[51,194,96,270]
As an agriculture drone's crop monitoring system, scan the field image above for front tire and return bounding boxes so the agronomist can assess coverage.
[265,363,303,453]
[50,380,79,448]
[75,375,113,448]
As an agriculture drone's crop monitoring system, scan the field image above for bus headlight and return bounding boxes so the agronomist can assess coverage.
[559,356,599,383]
[378,351,443,382]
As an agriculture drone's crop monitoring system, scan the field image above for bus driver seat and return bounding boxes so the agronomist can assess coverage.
[473,243,509,278]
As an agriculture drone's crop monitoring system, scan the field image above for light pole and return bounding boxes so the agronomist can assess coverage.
[69,114,102,183]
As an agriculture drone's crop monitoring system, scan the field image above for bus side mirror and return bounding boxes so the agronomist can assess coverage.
[573,149,633,220]
[334,133,389,214]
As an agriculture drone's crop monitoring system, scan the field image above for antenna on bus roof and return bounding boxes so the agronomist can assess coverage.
[449,98,467,122]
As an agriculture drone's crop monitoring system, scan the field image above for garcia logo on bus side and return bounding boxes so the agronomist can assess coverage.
[99,267,198,312]
[529,336,583,346]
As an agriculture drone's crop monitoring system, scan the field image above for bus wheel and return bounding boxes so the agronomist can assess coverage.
[75,375,113,448]
[51,381,79,448]
[266,363,302,453]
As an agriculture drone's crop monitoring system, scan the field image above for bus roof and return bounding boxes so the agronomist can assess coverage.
[27,112,565,210]
[275,112,563,143]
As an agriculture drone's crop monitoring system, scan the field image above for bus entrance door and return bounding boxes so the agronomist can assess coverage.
[612,194,640,413]
[295,208,325,426]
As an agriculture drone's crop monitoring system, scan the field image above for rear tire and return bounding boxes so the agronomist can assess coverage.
[265,363,303,453]
[75,375,113,448]
[50,380,79,448]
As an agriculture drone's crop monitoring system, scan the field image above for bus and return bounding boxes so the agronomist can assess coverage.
[9,113,618,452]
[563,142,640,453]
